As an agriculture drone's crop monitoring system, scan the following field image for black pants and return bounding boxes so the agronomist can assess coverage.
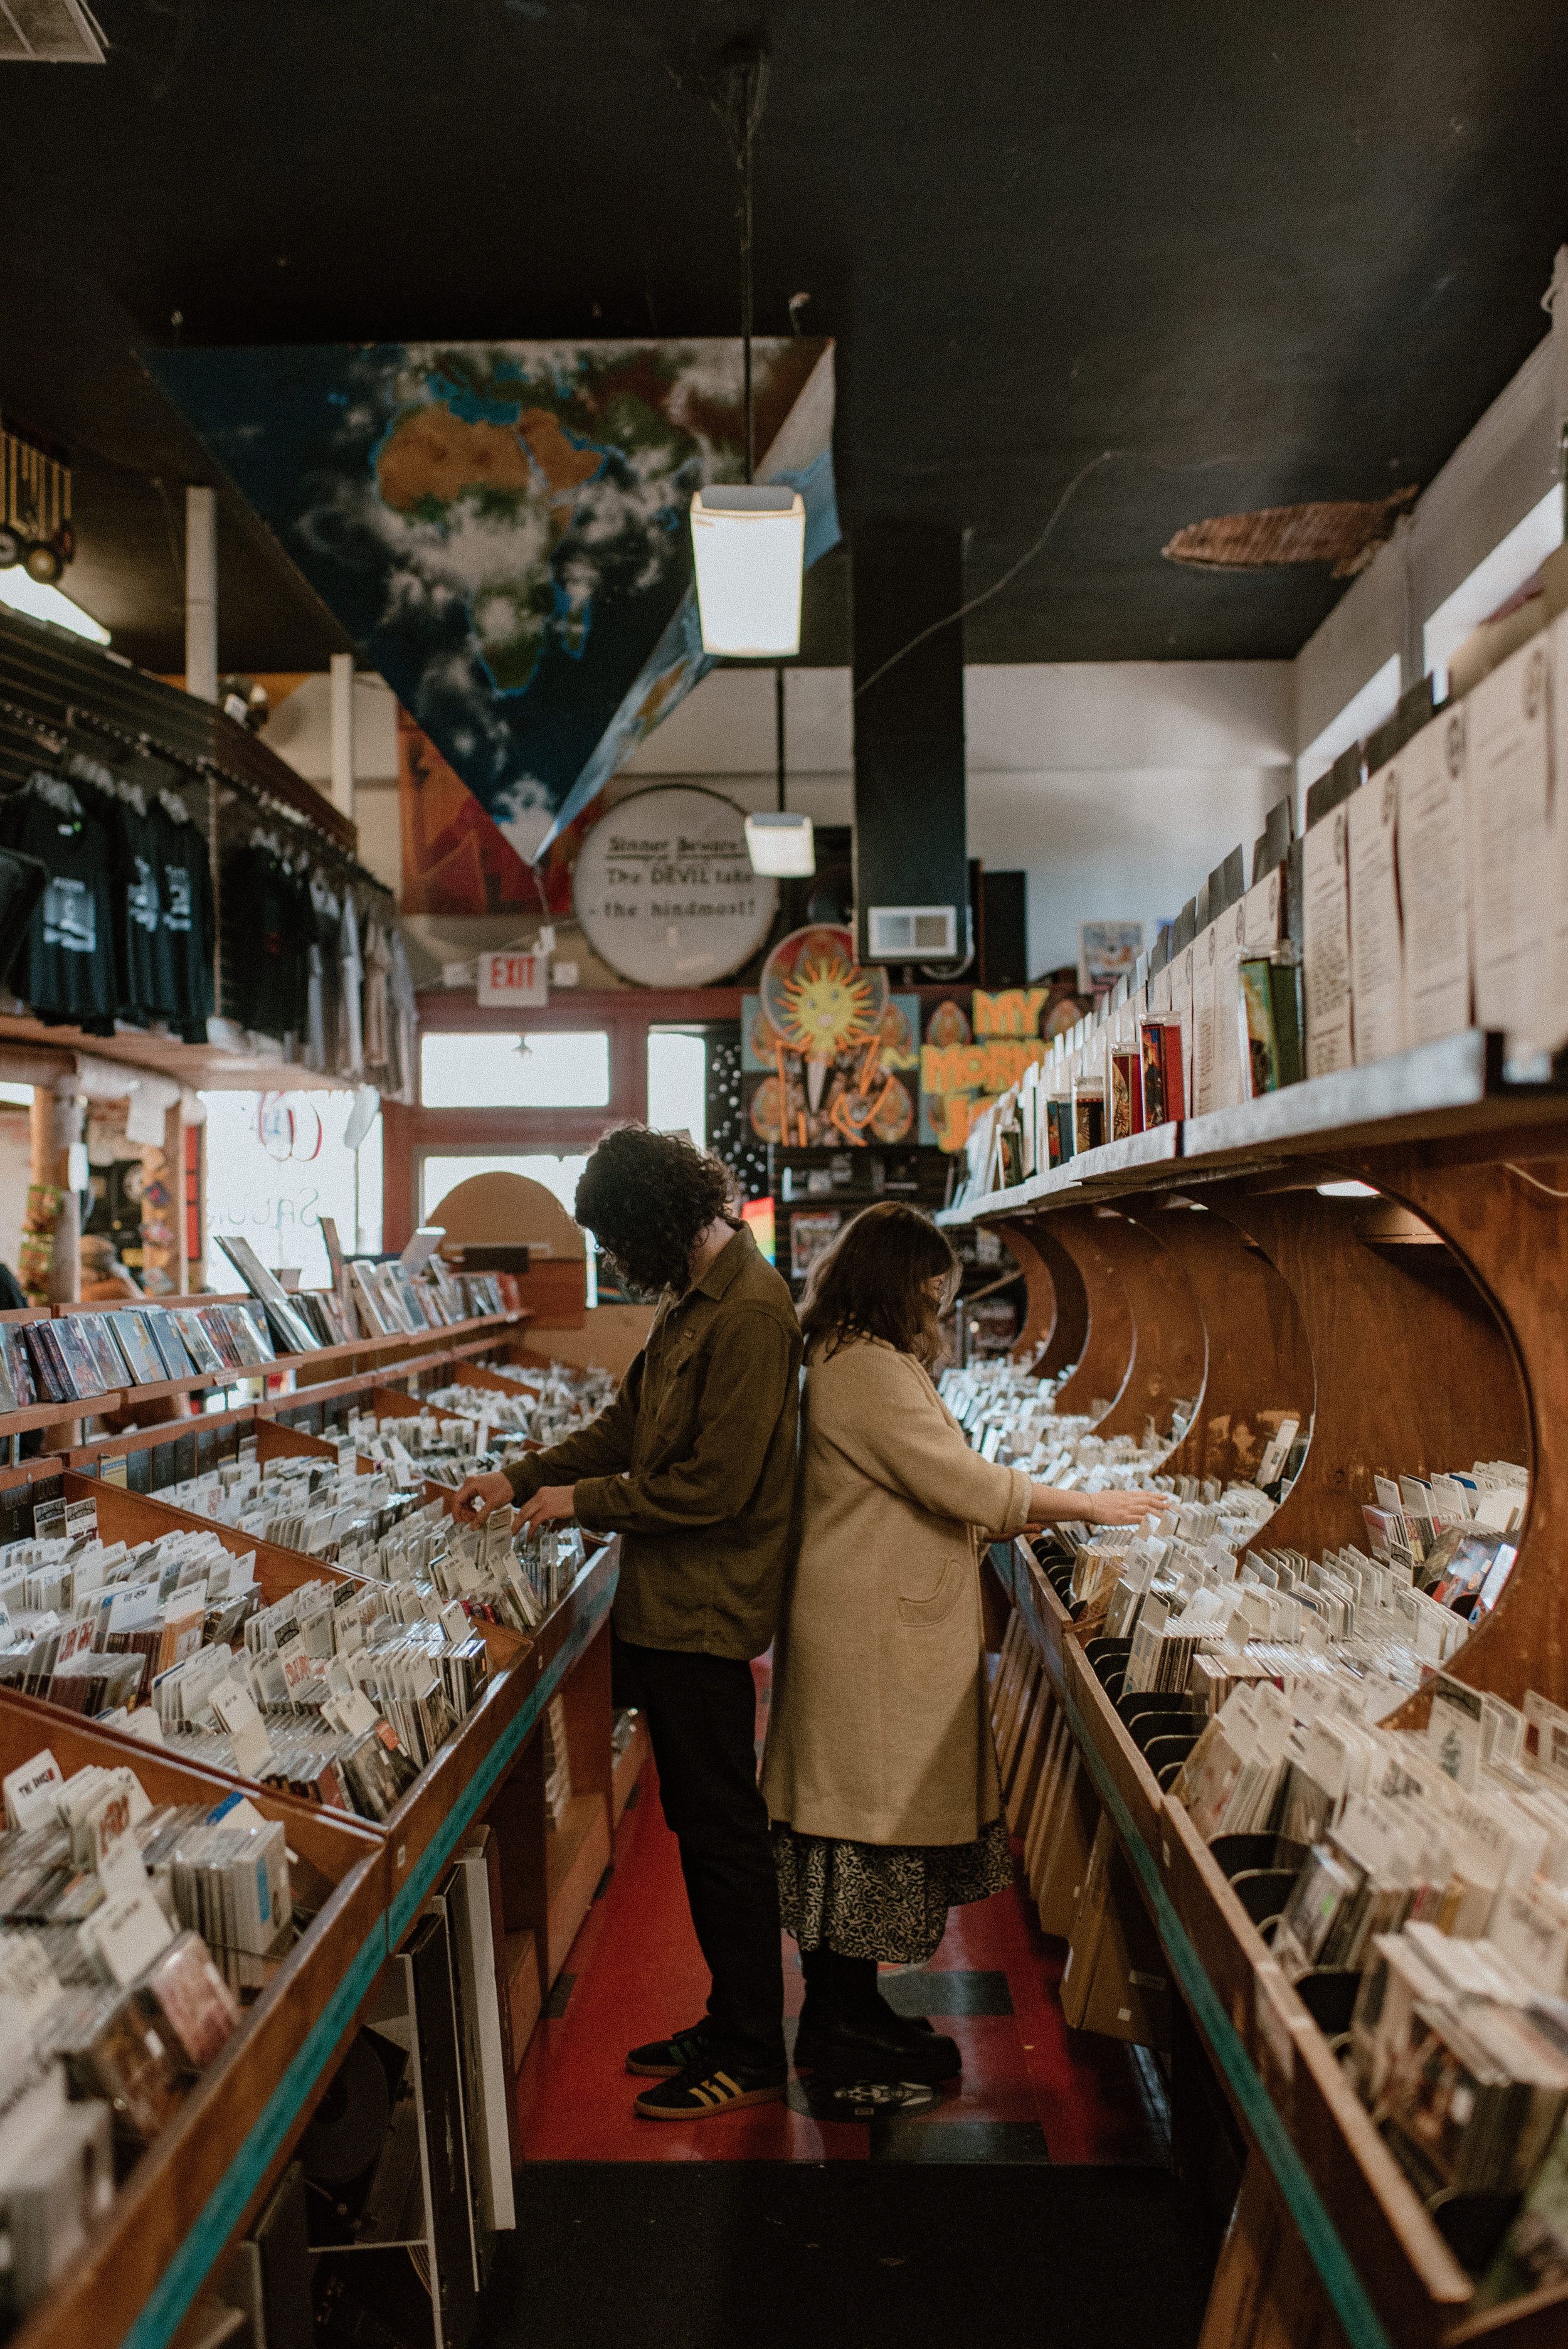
[613,1633,785,2072]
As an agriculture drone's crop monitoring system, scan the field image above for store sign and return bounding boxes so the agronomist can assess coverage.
[573,785,778,987]
[477,952,548,1007]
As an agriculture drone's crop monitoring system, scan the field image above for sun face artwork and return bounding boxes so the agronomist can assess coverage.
[744,927,916,1150]
[763,925,887,1062]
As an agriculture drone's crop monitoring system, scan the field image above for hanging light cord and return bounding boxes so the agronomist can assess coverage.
[710,43,769,485]
[852,446,1123,701]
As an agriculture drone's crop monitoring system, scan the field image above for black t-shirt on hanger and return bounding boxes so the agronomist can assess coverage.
[0,776,117,1026]
[221,839,310,1042]
[103,784,167,1020]
[154,797,216,1041]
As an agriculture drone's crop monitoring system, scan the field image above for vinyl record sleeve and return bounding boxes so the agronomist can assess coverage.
[0,1325,34,1406]
[72,1315,129,1391]
[179,1312,230,1376]
[143,1307,196,1379]
[107,1311,166,1385]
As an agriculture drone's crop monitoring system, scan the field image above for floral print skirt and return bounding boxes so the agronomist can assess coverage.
[771,1814,1013,1966]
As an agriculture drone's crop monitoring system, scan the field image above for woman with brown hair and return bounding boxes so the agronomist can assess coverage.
[761,1201,1164,2085]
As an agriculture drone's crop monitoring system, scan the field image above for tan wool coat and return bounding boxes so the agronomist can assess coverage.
[761,1336,1031,1847]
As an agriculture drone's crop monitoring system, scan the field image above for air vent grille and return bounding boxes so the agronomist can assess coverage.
[866,905,957,959]
[0,0,107,61]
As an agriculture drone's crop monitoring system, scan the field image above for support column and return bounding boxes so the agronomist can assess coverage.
[329,651,356,822]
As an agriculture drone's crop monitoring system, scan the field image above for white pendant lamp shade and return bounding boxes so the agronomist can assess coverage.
[690,484,805,657]
[744,809,815,876]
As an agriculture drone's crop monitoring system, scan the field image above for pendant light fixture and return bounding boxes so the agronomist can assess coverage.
[691,40,805,662]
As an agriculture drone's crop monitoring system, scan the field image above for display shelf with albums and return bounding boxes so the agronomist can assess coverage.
[0,1238,529,1458]
[940,1044,1568,2341]
[0,1340,636,2349]
[0,1687,388,2349]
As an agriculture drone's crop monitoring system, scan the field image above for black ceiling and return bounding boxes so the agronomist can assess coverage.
[3,0,1567,677]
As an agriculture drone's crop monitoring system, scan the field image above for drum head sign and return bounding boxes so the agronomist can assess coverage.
[573,786,777,987]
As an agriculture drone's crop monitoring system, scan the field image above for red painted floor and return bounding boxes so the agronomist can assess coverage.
[517,1670,1172,2165]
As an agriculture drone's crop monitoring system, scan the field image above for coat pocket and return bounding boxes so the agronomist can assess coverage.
[896,1552,968,1628]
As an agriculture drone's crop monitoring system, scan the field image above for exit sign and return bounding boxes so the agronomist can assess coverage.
[477,951,548,1007]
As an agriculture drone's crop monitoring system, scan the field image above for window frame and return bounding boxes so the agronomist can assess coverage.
[381,986,741,1251]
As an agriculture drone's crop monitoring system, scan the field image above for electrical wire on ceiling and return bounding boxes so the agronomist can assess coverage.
[851,446,1123,701]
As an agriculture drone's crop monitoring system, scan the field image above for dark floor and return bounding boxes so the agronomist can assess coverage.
[479,2160,1216,2349]
[474,1662,1215,2347]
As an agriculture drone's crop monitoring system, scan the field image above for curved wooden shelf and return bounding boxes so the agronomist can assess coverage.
[1038,1209,1137,1419]
[1202,1174,1527,1562]
[958,1069,1568,2349]
[1002,1219,1089,1376]
[1126,1196,1315,1490]
[1076,1207,1206,1445]
[1335,1145,1568,1716]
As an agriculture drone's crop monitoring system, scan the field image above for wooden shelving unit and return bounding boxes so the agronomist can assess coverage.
[0,1700,388,2349]
[0,1305,527,1443]
[948,1037,1568,2349]
[0,1318,623,2349]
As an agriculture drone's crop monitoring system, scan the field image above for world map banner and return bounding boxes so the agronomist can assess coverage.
[147,337,839,866]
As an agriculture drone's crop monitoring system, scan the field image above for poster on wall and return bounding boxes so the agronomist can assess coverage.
[397,706,543,916]
[149,337,839,869]
[740,926,924,1150]
[918,984,1086,1152]
[1078,919,1144,995]
[573,787,776,987]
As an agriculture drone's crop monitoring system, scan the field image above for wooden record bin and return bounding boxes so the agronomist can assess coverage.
[1,1332,638,2349]
[0,1692,387,2349]
[943,1033,1568,2349]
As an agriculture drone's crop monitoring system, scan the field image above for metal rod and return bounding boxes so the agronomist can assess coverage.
[774,664,785,810]
[184,485,217,705]
[740,63,755,483]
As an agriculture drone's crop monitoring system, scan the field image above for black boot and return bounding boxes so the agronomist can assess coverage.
[795,1949,959,2085]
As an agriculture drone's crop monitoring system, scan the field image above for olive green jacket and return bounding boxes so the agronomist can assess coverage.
[504,1225,801,1659]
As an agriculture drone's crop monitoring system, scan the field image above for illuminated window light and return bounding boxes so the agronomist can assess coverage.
[1316,1179,1378,1198]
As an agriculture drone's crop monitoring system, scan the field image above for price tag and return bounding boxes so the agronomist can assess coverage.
[337,1687,381,1736]
[209,1678,275,1777]
[3,1747,61,1830]
[87,1883,174,1987]
[0,1933,63,2025]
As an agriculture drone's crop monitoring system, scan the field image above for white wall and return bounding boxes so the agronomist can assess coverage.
[1294,256,1568,760]
[621,660,1293,977]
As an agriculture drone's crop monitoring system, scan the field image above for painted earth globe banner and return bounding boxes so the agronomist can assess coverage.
[147,337,838,862]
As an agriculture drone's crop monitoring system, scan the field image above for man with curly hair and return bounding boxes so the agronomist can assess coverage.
[455,1124,801,2119]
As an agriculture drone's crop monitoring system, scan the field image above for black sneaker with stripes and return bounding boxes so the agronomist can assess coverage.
[625,2022,713,2078]
[632,2060,788,2119]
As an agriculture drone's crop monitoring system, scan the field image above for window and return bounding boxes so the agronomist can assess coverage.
[421,1153,590,1223]
[420,1031,610,1109]
[647,1029,707,1150]
[201,1090,382,1290]
[1423,484,1564,701]
[421,1152,596,1304]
